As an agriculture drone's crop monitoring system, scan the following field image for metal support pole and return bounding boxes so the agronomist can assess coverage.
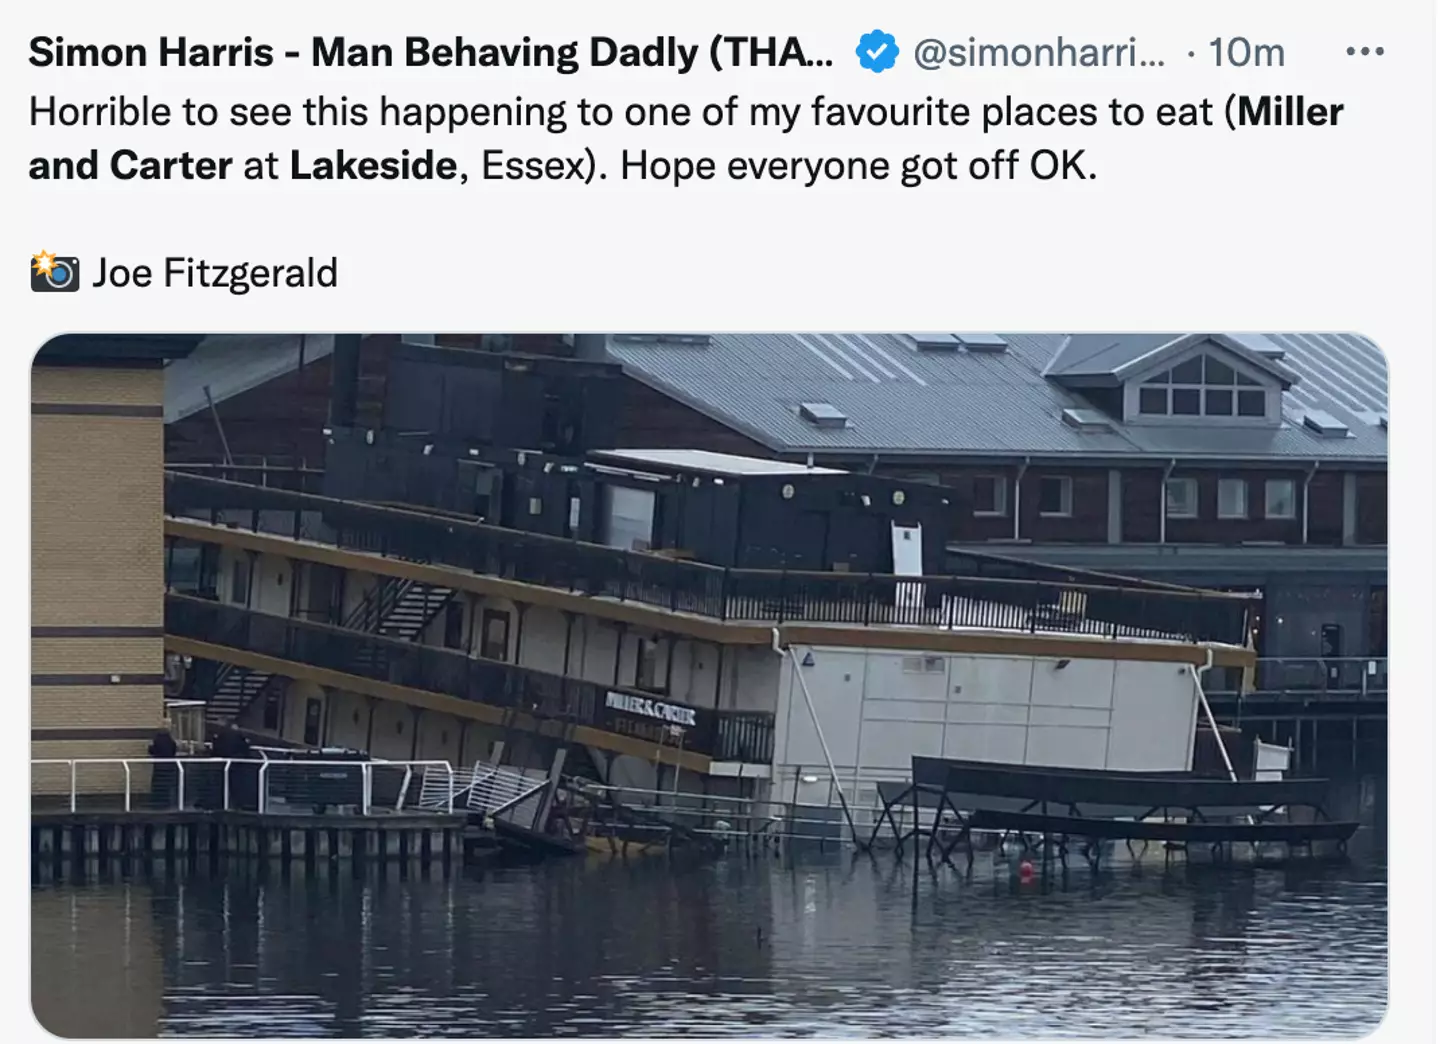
[203,385,234,466]
[1189,651,1237,783]
[775,633,859,846]
[613,623,626,686]
[911,782,921,886]
[177,761,187,811]
[514,603,528,668]
[561,612,575,675]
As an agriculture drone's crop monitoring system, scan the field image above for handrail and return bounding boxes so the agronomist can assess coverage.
[1203,656,1388,698]
[164,471,1256,645]
[166,469,730,572]
[164,593,769,760]
[31,757,455,816]
[164,471,1257,602]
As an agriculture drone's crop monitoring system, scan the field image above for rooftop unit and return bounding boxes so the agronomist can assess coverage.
[799,401,849,429]
[907,333,961,351]
[1061,407,1114,433]
[1301,410,1351,438]
[609,333,712,347]
[324,431,952,574]
[956,334,1009,353]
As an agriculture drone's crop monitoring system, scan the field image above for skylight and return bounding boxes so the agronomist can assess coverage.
[906,333,960,351]
[1301,410,1350,438]
[956,334,1009,353]
[799,402,848,429]
[610,334,712,347]
[1061,408,1113,433]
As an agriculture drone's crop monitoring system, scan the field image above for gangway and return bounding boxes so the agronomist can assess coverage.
[416,762,548,821]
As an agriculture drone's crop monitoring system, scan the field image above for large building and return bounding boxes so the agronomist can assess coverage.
[596,333,1387,665]
[140,331,1387,792]
[148,335,1282,818]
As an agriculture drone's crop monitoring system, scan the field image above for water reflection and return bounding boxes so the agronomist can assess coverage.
[32,842,1386,1038]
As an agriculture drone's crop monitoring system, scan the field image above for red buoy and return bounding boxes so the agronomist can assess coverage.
[1019,859,1035,881]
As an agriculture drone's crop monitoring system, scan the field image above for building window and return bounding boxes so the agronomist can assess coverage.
[1265,479,1297,519]
[1165,478,1199,518]
[1037,476,1073,517]
[1139,354,1267,419]
[602,484,656,552]
[1217,478,1249,519]
[480,610,511,662]
[973,475,1007,516]
[636,637,663,692]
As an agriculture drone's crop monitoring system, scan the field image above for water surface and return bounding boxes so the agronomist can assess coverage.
[32,837,1387,1038]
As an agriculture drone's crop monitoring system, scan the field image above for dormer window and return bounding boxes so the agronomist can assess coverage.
[1138,354,1267,418]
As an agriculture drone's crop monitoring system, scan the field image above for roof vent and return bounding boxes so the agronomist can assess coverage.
[1061,408,1114,433]
[1252,342,1287,360]
[907,333,960,351]
[1379,413,1388,430]
[956,334,1009,353]
[610,334,711,347]
[799,402,848,429]
[1302,410,1350,438]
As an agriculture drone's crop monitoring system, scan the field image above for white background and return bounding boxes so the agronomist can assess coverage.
[4,2,1435,1040]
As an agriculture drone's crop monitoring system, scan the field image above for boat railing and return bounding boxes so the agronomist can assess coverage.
[559,774,883,847]
[1202,656,1388,699]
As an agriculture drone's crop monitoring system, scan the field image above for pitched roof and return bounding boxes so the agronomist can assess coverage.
[1043,334,1298,386]
[164,335,334,424]
[605,333,1387,464]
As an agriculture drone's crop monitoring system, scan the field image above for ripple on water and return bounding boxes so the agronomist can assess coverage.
[31,853,1386,1038]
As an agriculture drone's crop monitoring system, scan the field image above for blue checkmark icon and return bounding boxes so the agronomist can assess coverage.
[856,29,897,73]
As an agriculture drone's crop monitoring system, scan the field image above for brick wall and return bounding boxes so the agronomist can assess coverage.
[32,364,167,791]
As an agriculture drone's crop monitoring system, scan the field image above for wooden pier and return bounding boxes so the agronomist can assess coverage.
[32,810,469,870]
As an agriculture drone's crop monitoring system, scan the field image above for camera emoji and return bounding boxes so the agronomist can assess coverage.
[32,252,80,292]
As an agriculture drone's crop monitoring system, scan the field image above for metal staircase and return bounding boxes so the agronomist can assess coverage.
[371,580,456,642]
[348,578,456,674]
[205,666,281,730]
[201,577,455,730]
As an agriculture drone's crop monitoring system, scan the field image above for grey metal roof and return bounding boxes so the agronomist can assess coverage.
[165,335,334,424]
[606,333,1387,464]
[1043,333,1298,387]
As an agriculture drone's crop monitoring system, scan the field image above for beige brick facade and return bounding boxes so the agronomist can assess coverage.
[31,365,167,406]
[31,637,163,674]
[32,362,167,787]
